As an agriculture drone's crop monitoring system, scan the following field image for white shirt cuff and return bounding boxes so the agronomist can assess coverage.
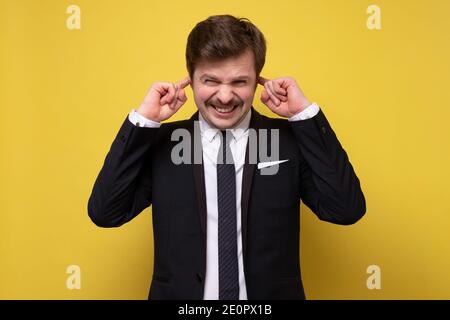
[288,102,320,121]
[128,109,161,128]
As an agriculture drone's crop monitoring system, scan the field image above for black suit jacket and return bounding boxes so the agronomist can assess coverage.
[88,107,366,299]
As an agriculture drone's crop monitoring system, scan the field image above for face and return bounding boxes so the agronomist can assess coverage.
[190,49,257,129]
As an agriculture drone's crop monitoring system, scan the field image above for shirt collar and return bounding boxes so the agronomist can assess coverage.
[198,108,252,143]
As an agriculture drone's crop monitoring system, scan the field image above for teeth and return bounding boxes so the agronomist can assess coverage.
[213,105,238,113]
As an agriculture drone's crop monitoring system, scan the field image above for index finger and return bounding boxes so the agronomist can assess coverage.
[258,76,269,86]
[177,76,191,89]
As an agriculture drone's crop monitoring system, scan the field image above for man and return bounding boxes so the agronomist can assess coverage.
[88,14,366,300]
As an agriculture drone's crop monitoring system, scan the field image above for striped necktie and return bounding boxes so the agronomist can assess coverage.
[217,130,239,300]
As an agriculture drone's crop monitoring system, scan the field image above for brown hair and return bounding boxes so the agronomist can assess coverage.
[186,15,266,81]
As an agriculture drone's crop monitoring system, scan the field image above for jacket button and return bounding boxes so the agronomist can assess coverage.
[321,126,326,134]
[196,273,203,282]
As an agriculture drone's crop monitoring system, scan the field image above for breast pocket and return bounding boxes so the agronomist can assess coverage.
[257,159,293,177]
[254,160,299,206]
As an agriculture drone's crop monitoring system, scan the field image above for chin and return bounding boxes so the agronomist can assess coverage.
[205,105,248,129]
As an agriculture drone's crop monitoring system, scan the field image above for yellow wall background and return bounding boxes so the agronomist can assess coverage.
[1,0,450,299]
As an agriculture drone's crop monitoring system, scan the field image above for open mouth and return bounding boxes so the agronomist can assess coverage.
[211,104,239,114]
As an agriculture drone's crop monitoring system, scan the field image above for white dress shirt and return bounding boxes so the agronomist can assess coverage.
[128,103,320,299]
[199,110,251,300]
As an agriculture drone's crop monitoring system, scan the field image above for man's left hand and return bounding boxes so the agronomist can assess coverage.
[258,76,311,118]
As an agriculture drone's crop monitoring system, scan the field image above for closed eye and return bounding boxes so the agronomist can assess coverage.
[205,80,247,84]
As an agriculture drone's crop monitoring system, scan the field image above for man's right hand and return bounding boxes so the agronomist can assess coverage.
[137,77,191,122]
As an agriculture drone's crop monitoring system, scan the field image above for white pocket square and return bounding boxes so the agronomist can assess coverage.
[257,159,290,169]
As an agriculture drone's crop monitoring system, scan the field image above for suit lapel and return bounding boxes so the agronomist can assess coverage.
[241,108,261,262]
[189,112,207,242]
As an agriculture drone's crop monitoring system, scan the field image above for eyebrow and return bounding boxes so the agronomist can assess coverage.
[199,74,250,81]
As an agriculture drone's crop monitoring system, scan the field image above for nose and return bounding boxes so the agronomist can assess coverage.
[216,85,234,105]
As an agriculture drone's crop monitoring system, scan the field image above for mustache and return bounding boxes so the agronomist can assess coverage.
[206,97,243,107]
